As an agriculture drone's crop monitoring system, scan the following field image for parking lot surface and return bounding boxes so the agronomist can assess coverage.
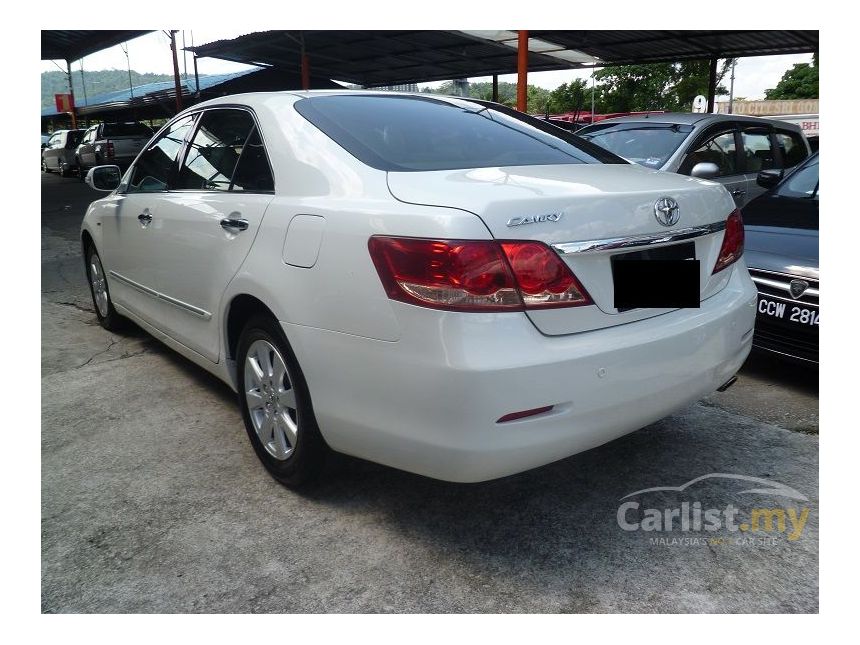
[41,172,818,613]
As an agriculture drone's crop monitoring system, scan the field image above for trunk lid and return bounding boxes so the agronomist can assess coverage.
[387,163,737,335]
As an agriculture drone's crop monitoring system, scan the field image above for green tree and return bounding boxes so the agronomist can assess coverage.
[764,54,818,99]
[42,69,181,109]
[594,59,732,113]
[546,79,589,114]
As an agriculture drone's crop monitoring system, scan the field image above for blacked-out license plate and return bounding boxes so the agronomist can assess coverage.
[612,242,700,310]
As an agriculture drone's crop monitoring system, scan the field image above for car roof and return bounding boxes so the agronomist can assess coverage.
[581,112,803,130]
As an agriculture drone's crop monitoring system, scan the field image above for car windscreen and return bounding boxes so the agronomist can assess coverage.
[294,94,624,172]
[102,122,153,138]
[577,122,693,169]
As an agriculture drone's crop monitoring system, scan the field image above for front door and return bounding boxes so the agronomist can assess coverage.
[102,114,197,325]
[679,126,748,208]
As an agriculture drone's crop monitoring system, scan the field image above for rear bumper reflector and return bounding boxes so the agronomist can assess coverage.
[497,405,554,423]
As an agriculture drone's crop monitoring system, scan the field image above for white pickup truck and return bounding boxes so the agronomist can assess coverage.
[75,121,154,175]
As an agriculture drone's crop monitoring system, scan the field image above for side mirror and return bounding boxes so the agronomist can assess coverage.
[86,165,122,192]
[690,162,720,179]
[41,142,48,150]
[756,169,784,190]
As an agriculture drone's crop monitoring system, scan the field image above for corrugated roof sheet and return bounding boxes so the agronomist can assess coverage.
[41,69,257,117]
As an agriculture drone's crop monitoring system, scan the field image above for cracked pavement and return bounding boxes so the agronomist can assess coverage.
[41,172,818,613]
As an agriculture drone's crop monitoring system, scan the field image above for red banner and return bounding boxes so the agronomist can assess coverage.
[54,93,74,113]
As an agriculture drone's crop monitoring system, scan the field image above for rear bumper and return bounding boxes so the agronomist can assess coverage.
[283,264,757,482]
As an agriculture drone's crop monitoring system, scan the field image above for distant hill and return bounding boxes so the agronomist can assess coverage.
[42,69,200,109]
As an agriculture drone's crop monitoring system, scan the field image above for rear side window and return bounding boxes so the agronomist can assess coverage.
[231,127,274,192]
[295,94,618,171]
[102,122,153,138]
[126,115,195,193]
[775,131,808,169]
[177,109,256,191]
[741,129,776,172]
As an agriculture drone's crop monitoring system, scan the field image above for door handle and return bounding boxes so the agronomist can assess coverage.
[138,210,153,225]
[220,217,249,233]
[730,189,746,197]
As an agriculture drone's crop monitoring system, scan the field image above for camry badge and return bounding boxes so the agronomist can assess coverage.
[654,197,680,227]
[789,279,809,299]
[506,213,562,227]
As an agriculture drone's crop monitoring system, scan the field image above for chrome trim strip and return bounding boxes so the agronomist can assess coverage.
[750,275,820,298]
[752,288,819,307]
[551,221,727,255]
[748,267,819,284]
[109,270,211,320]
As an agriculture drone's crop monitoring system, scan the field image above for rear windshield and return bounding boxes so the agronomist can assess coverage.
[294,94,624,172]
[102,122,153,138]
[578,122,693,169]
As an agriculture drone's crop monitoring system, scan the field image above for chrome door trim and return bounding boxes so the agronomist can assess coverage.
[109,270,212,320]
[552,221,727,255]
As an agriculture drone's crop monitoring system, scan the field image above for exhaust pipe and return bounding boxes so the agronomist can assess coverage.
[717,376,738,392]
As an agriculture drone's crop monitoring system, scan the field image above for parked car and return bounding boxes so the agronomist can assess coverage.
[41,129,85,177]
[75,121,154,176]
[743,152,818,364]
[81,92,755,486]
[577,113,810,207]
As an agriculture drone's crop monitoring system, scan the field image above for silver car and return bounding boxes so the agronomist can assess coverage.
[577,113,810,207]
[41,129,85,177]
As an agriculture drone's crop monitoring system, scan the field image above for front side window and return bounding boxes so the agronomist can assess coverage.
[176,109,255,191]
[777,155,819,199]
[126,115,195,193]
[775,131,808,169]
[48,134,61,149]
[295,94,621,172]
[741,129,776,172]
[578,122,693,168]
[679,130,738,176]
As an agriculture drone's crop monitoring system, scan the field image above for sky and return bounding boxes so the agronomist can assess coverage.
[41,30,814,101]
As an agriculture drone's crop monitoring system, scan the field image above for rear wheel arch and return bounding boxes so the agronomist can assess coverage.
[225,294,280,364]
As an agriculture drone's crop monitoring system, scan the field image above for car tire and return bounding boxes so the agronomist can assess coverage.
[85,245,124,331]
[60,160,71,178]
[77,157,85,181]
[42,158,52,173]
[237,315,328,488]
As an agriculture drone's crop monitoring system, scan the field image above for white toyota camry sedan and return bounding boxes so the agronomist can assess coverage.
[81,91,756,486]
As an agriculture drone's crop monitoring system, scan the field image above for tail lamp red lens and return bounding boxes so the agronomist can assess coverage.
[368,236,591,312]
[712,209,744,274]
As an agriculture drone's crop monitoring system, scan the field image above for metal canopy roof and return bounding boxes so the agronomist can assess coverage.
[41,30,154,62]
[187,31,573,87]
[188,30,818,87]
[530,30,818,65]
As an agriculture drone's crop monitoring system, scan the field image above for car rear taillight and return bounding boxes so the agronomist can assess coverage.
[712,209,744,274]
[106,140,115,159]
[368,236,591,312]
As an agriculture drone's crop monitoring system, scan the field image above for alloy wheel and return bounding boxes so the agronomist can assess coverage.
[89,254,109,318]
[244,339,299,460]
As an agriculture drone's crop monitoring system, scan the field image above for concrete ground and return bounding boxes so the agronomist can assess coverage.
[41,172,818,613]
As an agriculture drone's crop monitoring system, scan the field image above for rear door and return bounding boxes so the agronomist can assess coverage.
[145,108,275,362]
[678,124,748,207]
[739,126,779,204]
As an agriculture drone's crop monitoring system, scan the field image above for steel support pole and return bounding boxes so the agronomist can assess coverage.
[170,30,183,113]
[707,57,718,114]
[301,54,310,90]
[492,74,498,102]
[517,30,528,112]
[65,60,77,129]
